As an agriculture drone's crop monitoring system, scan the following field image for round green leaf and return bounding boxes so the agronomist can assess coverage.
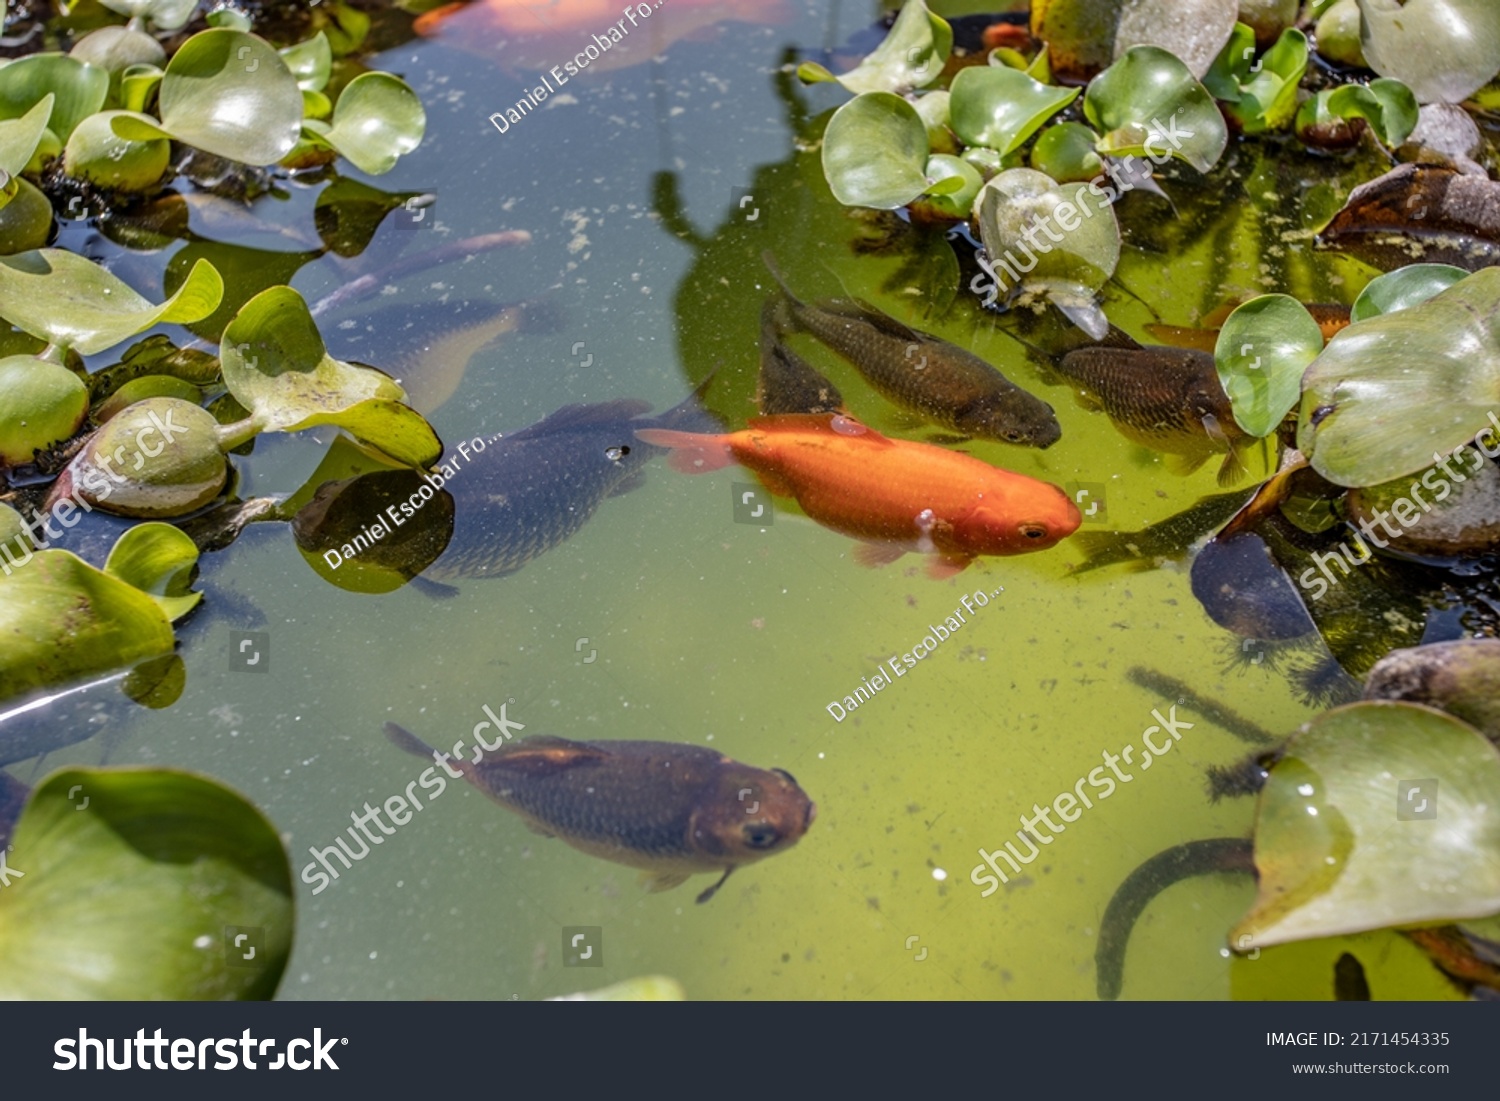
[1298,267,1500,487]
[314,71,426,176]
[0,767,293,999]
[69,26,166,73]
[102,521,204,622]
[916,154,982,219]
[800,0,952,94]
[1227,28,1309,133]
[1357,0,1500,105]
[99,0,200,31]
[1350,263,1469,322]
[1231,701,1500,949]
[280,31,332,93]
[0,250,223,356]
[1215,294,1324,437]
[975,168,1120,327]
[154,29,303,166]
[120,65,163,115]
[0,96,54,180]
[821,91,931,210]
[1301,78,1421,148]
[66,110,170,191]
[1084,45,1228,173]
[0,355,88,466]
[949,65,1078,156]
[0,178,54,256]
[911,90,954,154]
[0,54,108,142]
[1030,121,1104,182]
[221,286,442,466]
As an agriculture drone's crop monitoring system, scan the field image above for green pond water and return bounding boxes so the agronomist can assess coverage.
[8,0,1477,1000]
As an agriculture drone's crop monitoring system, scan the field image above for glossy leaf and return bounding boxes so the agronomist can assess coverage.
[1357,0,1500,105]
[1032,0,1239,81]
[103,522,204,622]
[820,92,931,210]
[0,96,54,182]
[916,154,982,219]
[0,55,108,141]
[1350,263,1469,322]
[1297,79,1419,147]
[0,355,88,466]
[280,31,332,93]
[0,767,293,999]
[1298,267,1500,487]
[1206,25,1308,133]
[797,0,951,94]
[221,286,443,466]
[1084,46,1228,173]
[306,71,425,176]
[68,26,166,73]
[1232,701,1500,949]
[99,0,200,31]
[0,179,54,256]
[949,66,1078,156]
[1031,121,1104,182]
[0,250,222,356]
[1215,294,1323,436]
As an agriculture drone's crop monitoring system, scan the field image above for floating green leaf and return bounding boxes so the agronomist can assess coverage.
[0,179,54,256]
[1350,263,1469,322]
[0,250,223,356]
[0,55,108,141]
[797,0,951,94]
[0,767,292,999]
[1215,294,1324,436]
[975,168,1120,334]
[1296,79,1419,147]
[1232,701,1500,949]
[113,29,303,166]
[280,31,332,93]
[65,110,170,191]
[1357,0,1500,105]
[1299,268,1500,487]
[221,286,442,467]
[68,26,166,73]
[103,522,205,622]
[1032,0,1239,81]
[304,71,425,176]
[0,96,54,183]
[949,66,1078,156]
[915,154,982,219]
[99,0,200,31]
[0,355,88,466]
[1030,121,1104,182]
[820,92,931,210]
[1084,46,1228,173]
[1206,24,1308,133]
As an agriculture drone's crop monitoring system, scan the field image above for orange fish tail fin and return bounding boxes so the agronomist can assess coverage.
[635,428,736,474]
[412,2,465,37]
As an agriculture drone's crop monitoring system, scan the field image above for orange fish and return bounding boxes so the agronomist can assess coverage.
[1146,302,1352,353]
[636,413,1081,578]
[414,0,792,74]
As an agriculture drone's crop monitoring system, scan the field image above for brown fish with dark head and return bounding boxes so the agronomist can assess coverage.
[1056,343,1256,486]
[385,723,814,903]
[762,252,1061,447]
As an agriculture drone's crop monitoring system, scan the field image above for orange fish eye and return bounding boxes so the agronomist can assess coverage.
[1020,524,1048,540]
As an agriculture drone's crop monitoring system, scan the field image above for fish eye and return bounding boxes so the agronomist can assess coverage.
[605,445,630,461]
[1020,524,1048,540]
[743,823,780,849]
[772,767,798,785]
[1004,430,1024,442]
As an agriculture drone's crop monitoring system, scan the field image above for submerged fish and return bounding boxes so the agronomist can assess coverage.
[637,412,1080,578]
[1055,344,1257,486]
[424,386,715,582]
[757,298,844,416]
[385,724,814,903]
[1070,490,1254,573]
[763,253,1061,447]
[1146,302,1352,353]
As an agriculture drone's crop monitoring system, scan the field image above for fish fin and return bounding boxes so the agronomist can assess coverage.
[645,372,722,436]
[643,871,690,893]
[384,722,436,759]
[761,251,803,308]
[523,822,557,839]
[408,575,461,599]
[696,867,735,904]
[1216,444,1251,488]
[483,736,608,776]
[813,295,926,346]
[633,428,736,473]
[507,399,654,440]
[926,554,973,581]
[411,1,464,35]
[1163,452,1210,477]
[607,467,649,497]
[746,413,895,448]
[924,433,971,447]
[852,542,907,569]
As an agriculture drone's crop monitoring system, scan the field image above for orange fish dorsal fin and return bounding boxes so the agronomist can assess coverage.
[745,413,895,446]
[483,736,609,776]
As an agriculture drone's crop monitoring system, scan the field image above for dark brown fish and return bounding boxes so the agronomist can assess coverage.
[1055,344,1256,486]
[762,252,1061,447]
[756,298,843,416]
[421,383,715,582]
[385,724,815,903]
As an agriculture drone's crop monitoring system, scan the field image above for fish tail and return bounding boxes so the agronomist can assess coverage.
[384,721,436,759]
[761,251,803,311]
[633,428,736,474]
[645,371,722,436]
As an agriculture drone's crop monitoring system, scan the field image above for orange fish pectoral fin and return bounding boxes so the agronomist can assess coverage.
[634,428,736,474]
[852,542,907,569]
[926,554,974,581]
[412,2,466,36]
[482,736,608,777]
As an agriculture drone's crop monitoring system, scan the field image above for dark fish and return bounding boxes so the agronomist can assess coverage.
[1070,489,1254,573]
[422,384,716,581]
[1056,344,1256,486]
[385,724,815,903]
[756,298,843,416]
[1125,667,1278,746]
[0,769,28,850]
[762,252,1061,447]
[1334,953,1371,1001]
